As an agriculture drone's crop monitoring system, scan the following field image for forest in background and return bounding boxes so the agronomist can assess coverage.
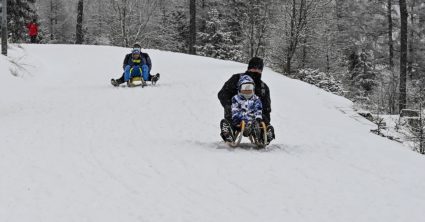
[5,0,425,115]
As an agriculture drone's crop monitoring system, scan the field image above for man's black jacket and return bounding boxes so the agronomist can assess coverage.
[123,52,152,71]
[218,71,271,124]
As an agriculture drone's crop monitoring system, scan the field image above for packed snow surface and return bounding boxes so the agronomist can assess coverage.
[1,44,424,222]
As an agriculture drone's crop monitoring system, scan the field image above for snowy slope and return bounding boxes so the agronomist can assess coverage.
[1,44,424,222]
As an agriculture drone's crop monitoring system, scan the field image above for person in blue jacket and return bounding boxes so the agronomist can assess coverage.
[124,48,149,86]
[111,43,159,86]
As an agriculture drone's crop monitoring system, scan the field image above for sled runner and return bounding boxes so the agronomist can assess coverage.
[111,73,160,88]
[127,76,147,87]
[248,121,268,149]
[227,120,268,149]
[227,121,245,148]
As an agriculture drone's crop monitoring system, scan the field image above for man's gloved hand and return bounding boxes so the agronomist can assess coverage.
[256,118,263,124]
[262,114,270,125]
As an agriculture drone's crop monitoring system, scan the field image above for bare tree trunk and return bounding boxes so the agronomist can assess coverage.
[285,0,309,74]
[335,0,343,32]
[408,0,416,78]
[420,102,425,154]
[420,4,425,40]
[387,0,397,114]
[362,50,367,76]
[399,0,408,111]
[118,0,129,47]
[189,0,196,54]
[250,19,255,58]
[387,0,394,70]
[301,37,307,69]
[48,0,60,41]
[1,0,7,55]
[76,0,84,44]
[122,9,128,47]
[49,0,54,40]
[300,0,308,70]
[326,48,330,73]
[286,0,297,74]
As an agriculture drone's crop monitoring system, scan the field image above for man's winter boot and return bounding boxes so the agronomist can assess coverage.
[151,73,160,84]
[266,125,275,144]
[243,122,252,137]
[220,119,234,143]
[111,79,119,87]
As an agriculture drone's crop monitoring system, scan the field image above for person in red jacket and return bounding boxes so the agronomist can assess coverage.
[27,19,39,43]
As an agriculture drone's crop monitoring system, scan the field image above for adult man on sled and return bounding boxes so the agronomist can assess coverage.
[218,57,275,146]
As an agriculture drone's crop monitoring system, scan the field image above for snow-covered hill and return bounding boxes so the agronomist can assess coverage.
[1,44,424,222]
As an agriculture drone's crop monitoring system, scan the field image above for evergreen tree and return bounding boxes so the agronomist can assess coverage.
[196,8,242,60]
[294,68,344,96]
[7,0,37,42]
[156,8,190,53]
[344,50,379,107]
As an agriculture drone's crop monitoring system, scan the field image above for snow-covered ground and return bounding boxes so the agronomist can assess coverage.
[1,44,424,222]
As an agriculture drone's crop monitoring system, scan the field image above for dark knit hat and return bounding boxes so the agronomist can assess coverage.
[247,57,264,70]
[133,43,141,49]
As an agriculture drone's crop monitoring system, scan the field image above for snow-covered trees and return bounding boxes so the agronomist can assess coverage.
[106,0,160,47]
[346,50,378,102]
[36,0,75,43]
[196,8,242,60]
[293,68,344,96]
[4,0,421,117]
[7,0,37,42]
[235,0,272,60]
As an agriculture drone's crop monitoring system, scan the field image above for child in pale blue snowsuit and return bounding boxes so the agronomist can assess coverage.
[124,48,150,82]
[231,75,263,128]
